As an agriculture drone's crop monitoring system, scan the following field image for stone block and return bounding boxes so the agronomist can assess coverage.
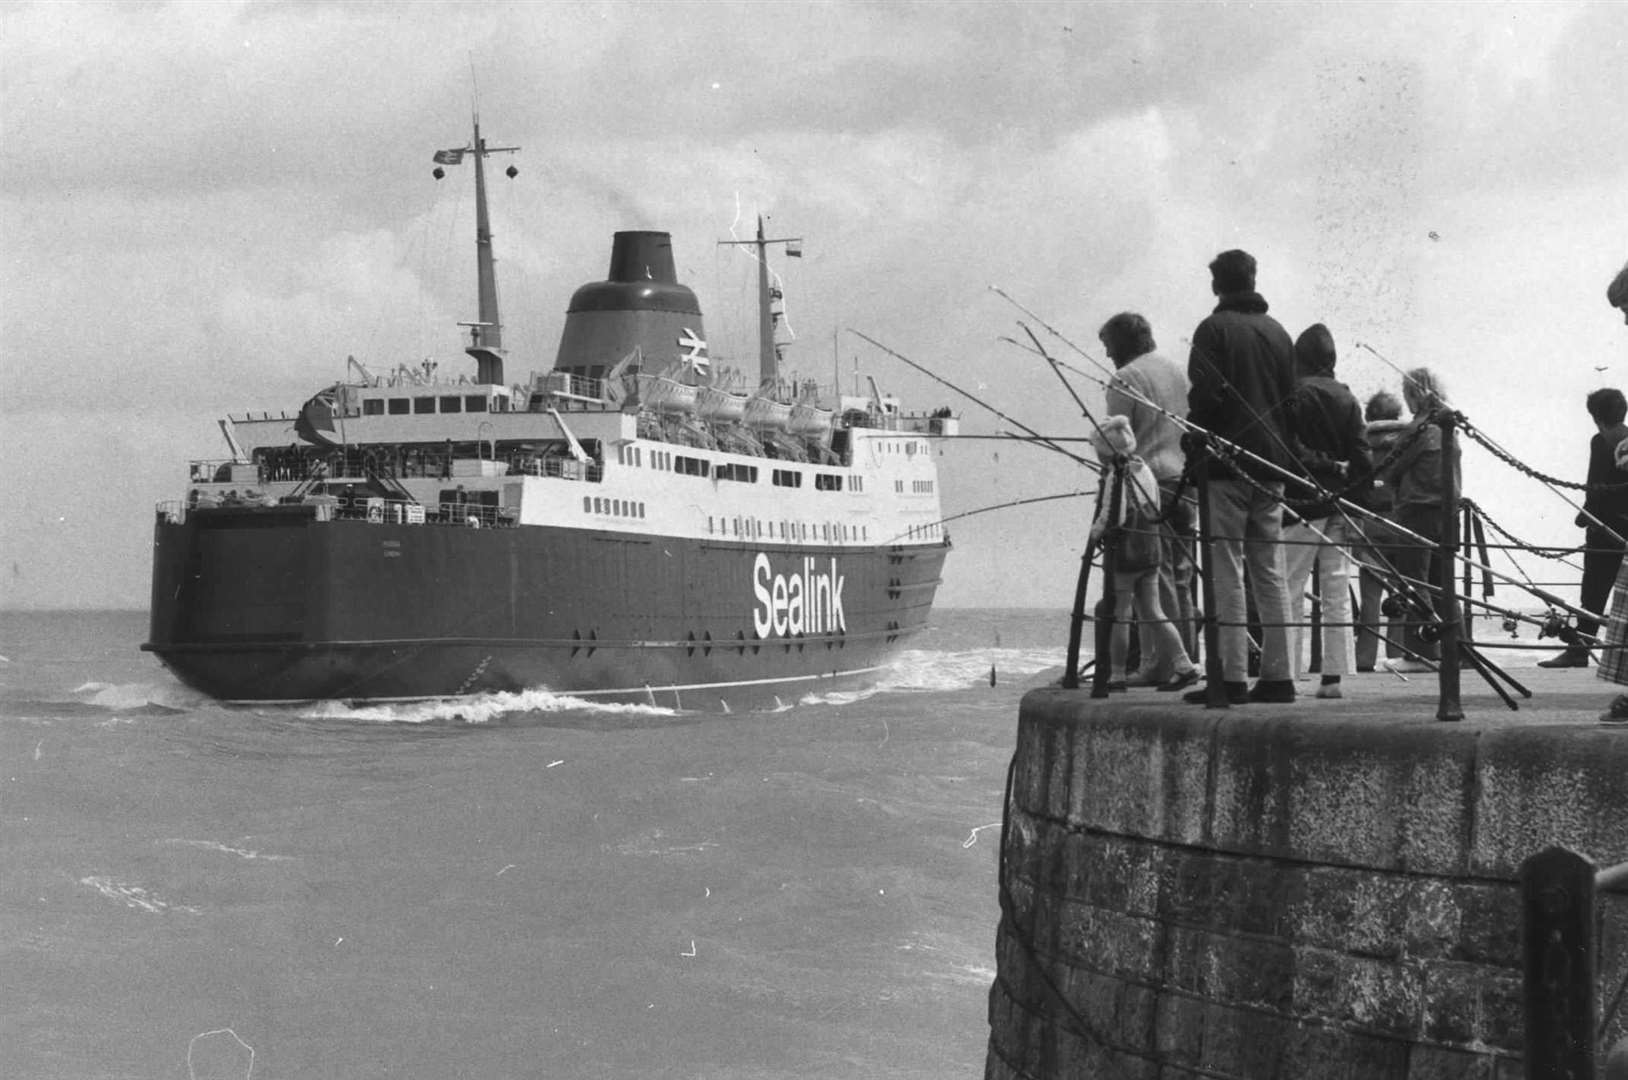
[1208,714,1477,874]
[1061,707,1216,844]
[1053,896,1161,978]
[1469,726,1628,877]
[1290,946,1423,1037]
[1404,1044,1503,1080]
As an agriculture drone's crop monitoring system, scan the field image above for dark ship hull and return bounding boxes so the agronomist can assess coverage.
[145,504,948,708]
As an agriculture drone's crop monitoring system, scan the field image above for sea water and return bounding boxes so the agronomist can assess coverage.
[0,609,1068,1080]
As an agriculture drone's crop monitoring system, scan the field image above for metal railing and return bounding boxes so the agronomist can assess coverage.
[1521,846,1628,1079]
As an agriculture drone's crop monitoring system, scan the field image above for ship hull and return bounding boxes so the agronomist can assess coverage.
[143,505,948,710]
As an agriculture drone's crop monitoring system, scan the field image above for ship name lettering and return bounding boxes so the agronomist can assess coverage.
[751,553,846,638]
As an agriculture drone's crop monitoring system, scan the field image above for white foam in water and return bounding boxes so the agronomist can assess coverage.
[875,647,1061,692]
[796,646,1064,706]
[79,875,199,914]
[73,681,201,712]
[300,687,677,724]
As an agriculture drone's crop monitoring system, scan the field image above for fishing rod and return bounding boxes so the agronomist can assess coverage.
[991,290,1605,627]
[872,489,1097,548]
[1355,339,1626,552]
[848,329,1093,469]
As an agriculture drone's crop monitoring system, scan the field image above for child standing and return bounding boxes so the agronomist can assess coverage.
[1091,416,1202,692]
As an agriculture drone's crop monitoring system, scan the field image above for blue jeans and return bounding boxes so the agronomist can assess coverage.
[1203,478,1292,683]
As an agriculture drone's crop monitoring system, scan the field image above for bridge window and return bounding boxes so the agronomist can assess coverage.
[772,469,803,488]
[363,399,384,416]
[464,395,488,413]
[815,473,842,491]
[439,396,462,413]
[414,397,435,414]
[388,398,410,415]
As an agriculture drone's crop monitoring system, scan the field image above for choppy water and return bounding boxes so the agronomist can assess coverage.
[0,609,1068,1080]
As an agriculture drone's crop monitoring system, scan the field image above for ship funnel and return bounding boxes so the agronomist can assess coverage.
[607,231,679,285]
[553,231,706,385]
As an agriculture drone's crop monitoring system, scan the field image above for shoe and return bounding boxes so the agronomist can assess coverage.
[1248,679,1297,703]
[1184,681,1248,705]
[1315,682,1343,700]
[1387,659,1434,674]
[1157,669,1201,693]
[1123,669,1162,688]
[1356,665,1375,674]
[1537,650,1589,669]
[1600,694,1628,724]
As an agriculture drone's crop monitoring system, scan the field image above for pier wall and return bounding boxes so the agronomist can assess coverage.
[985,688,1628,1079]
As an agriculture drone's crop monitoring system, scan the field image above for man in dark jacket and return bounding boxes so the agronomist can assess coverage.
[1541,387,1628,667]
[1182,249,1299,705]
[1282,324,1371,698]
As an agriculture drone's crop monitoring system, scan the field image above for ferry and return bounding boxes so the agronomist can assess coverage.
[142,119,956,709]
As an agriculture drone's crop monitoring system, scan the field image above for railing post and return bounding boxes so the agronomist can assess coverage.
[1090,457,1126,699]
[1061,481,1110,691]
[1437,412,1465,722]
[1194,467,1229,707]
[1522,845,1598,1080]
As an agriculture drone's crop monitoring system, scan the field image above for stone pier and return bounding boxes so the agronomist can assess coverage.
[986,672,1628,1078]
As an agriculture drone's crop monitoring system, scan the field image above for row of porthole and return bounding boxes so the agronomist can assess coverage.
[585,496,646,518]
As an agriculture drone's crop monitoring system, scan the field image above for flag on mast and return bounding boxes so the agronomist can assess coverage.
[432,148,466,165]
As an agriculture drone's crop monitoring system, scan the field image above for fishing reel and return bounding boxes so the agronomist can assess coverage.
[1381,591,1443,641]
[1536,610,1579,645]
[1501,615,1520,638]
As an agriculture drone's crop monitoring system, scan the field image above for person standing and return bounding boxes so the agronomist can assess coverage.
[1354,391,1408,671]
[1377,368,1459,672]
[1088,416,1202,692]
[1100,312,1198,682]
[1539,388,1628,668]
[1181,249,1300,705]
[1282,324,1371,698]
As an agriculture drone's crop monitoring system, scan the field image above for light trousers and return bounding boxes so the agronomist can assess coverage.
[1284,516,1355,677]
[1203,478,1292,683]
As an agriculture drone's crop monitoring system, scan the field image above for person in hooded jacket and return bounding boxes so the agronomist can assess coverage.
[1280,324,1371,698]
[1182,249,1299,705]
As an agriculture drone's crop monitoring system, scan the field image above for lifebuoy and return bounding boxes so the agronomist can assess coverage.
[467,515,481,528]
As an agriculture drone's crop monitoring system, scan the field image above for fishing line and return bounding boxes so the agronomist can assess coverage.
[992,287,1601,628]
[848,329,1093,469]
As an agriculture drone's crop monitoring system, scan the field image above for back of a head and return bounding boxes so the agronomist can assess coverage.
[1402,368,1445,413]
[1209,249,1257,295]
[1293,323,1336,375]
[1098,312,1156,365]
[1587,387,1628,427]
[1365,390,1403,422]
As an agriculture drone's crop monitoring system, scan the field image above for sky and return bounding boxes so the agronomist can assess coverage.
[2,0,1626,613]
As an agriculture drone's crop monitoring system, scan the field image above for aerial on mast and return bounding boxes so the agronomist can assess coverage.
[718,215,802,390]
[431,116,520,385]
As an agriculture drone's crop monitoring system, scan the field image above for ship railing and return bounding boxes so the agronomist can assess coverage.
[156,500,188,524]
[505,455,602,482]
[189,458,257,483]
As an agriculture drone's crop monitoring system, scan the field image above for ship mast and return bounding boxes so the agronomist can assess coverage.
[718,215,801,390]
[433,116,519,385]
